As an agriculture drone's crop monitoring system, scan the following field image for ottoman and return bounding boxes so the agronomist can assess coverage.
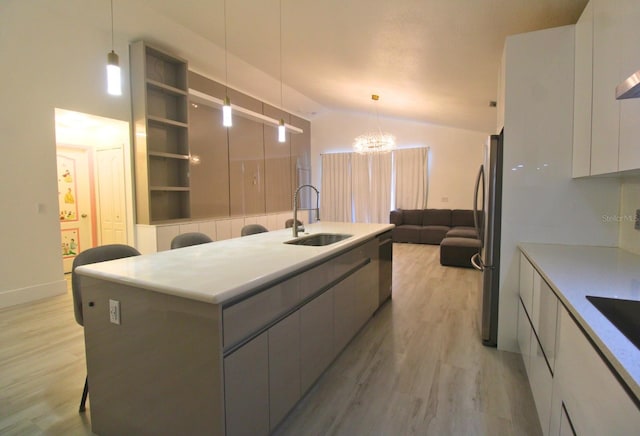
[440,237,482,268]
[445,227,478,239]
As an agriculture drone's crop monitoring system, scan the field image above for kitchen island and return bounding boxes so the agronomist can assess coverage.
[76,222,393,436]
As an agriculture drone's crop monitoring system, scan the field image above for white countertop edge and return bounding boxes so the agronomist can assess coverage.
[518,243,640,401]
[76,223,394,305]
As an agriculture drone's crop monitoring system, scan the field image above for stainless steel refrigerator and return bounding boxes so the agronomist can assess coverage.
[471,132,503,347]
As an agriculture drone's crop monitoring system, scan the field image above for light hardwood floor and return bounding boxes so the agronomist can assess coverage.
[0,243,541,435]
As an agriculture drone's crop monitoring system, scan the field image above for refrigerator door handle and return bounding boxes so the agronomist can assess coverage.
[473,165,485,244]
[471,253,484,271]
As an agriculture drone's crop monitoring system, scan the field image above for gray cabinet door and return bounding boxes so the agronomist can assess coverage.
[333,274,358,354]
[269,311,301,430]
[356,262,378,326]
[334,262,378,355]
[300,289,334,393]
[224,332,269,436]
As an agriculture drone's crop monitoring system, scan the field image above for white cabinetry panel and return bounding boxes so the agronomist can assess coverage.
[530,337,553,436]
[553,306,640,435]
[590,0,621,175]
[617,0,640,172]
[519,253,559,436]
[536,280,559,371]
[519,253,534,317]
[573,0,640,176]
[572,1,593,178]
[518,300,533,376]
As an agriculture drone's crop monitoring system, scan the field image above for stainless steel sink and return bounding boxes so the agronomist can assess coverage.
[586,296,640,350]
[285,233,353,246]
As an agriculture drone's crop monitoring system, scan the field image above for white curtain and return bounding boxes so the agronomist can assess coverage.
[393,147,429,209]
[369,153,392,223]
[351,153,371,222]
[320,153,352,222]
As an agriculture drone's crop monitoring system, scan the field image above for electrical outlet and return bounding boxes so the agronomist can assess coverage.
[109,299,121,325]
[636,209,640,230]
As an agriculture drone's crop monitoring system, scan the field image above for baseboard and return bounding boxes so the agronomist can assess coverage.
[0,279,67,309]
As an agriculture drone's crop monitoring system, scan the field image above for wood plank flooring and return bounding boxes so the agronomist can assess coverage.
[274,243,541,435]
[0,243,541,435]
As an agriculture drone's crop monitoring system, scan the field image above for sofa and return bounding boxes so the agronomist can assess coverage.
[389,208,481,268]
[389,209,478,244]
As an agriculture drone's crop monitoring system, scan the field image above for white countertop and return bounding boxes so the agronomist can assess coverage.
[519,243,640,401]
[76,222,393,305]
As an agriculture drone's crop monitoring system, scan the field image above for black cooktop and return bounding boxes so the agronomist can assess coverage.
[587,296,640,350]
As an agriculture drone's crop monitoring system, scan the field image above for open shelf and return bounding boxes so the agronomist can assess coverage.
[147,119,189,155]
[147,79,188,97]
[149,155,190,188]
[145,46,188,89]
[131,40,191,224]
[150,191,190,222]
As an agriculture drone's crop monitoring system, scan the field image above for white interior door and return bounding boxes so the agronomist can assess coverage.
[57,146,95,273]
[96,147,127,245]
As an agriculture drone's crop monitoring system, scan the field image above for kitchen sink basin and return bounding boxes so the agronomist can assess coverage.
[586,296,640,350]
[285,233,353,247]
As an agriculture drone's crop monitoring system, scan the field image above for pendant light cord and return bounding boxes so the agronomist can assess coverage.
[224,0,228,89]
[279,0,283,109]
[110,0,115,50]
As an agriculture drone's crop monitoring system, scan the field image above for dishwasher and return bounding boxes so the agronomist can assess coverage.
[378,231,393,305]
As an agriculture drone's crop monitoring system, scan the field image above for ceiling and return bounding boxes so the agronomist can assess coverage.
[138,0,588,133]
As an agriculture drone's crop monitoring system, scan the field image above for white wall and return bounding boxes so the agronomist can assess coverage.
[311,111,487,211]
[499,26,620,352]
[1,1,127,306]
[619,177,640,255]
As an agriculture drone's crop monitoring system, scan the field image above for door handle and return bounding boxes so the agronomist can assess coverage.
[81,214,88,218]
[471,253,483,271]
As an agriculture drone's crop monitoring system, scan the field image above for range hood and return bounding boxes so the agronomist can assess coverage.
[616,70,640,99]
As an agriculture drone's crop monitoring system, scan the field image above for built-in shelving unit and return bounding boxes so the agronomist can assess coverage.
[130,40,191,224]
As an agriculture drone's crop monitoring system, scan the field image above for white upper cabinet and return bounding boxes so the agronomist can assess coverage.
[590,0,621,175]
[572,0,640,177]
[572,1,593,178]
[617,0,640,172]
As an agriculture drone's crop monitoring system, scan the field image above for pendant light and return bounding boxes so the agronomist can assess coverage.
[353,94,396,154]
[222,0,232,127]
[277,0,285,143]
[278,119,286,142]
[106,0,121,96]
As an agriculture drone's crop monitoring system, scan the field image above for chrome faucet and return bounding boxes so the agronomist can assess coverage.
[293,184,320,237]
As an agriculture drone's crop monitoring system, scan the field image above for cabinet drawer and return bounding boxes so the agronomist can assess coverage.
[517,299,533,376]
[333,240,375,279]
[555,306,640,435]
[333,245,367,278]
[520,253,535,316]
[299,261,333,301]
[534,279,558,372]
[223,276,300,348]
[530,335,553,436]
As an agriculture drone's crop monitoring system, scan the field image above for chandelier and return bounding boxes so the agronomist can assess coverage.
[353,94,396,154]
